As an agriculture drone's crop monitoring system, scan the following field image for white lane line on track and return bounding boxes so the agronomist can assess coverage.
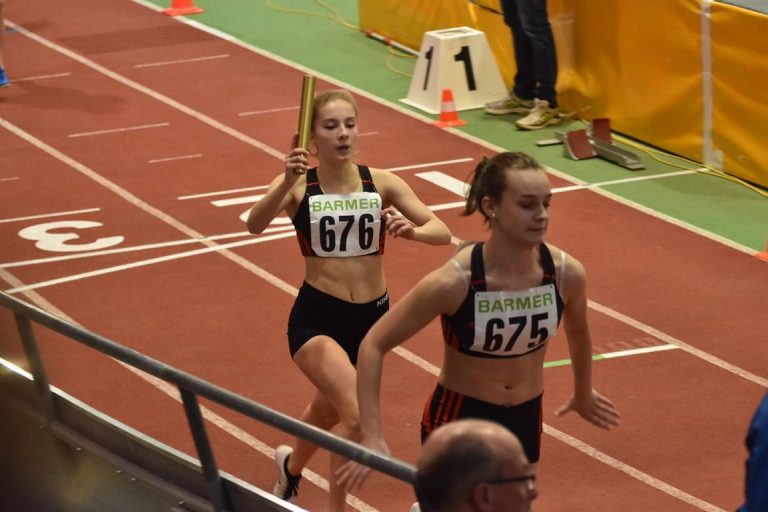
[0,208,101,224]
[134,54,230,68]
[588,301,768,387]
[385,157,474,173]
[148,154,203,164]
[5,12,753,510]
[10,72,71,82]
[553,169,699,192]
[543,425,726,512]
[239,105,299,116]
[177,185,270,200]
[0,177,21,183]
[68,122,170,139]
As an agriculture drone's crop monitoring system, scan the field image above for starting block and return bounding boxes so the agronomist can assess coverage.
[402,27,508,114]
[544,118,645,170]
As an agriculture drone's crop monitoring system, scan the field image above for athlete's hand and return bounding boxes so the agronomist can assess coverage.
[336,436,391,491]
[383,206,416,240]
[555,389,620,429]
[284,144,310,183]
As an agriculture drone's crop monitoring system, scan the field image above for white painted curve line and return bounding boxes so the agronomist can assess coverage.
[0,177,20,183]
[238,105,299,117]
[0,208,101,224]
[589,300,768,387]
[148,154,203,164]
[544,425,726,512]
[358,131,379,137]
[5,20,285,161]
[134,54,229,68]
[68,122,170,139]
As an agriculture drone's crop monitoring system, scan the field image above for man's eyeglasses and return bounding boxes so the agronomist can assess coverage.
[485,474,536,486]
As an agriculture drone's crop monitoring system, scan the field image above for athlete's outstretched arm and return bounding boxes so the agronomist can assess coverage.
[338,260,466,489]
[555,256,620,429]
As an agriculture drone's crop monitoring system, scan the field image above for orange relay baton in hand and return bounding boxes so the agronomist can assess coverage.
[297,75,316,151]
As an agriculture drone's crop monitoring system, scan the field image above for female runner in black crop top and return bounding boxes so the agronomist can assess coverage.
[246,89,451,511]
[340,151,620,489]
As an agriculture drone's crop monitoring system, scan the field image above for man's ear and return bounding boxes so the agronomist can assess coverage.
[470,482,493,511]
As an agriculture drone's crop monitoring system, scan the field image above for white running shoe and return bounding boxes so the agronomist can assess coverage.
[515,99,564,130]
[273,445,302,502]
[484,92,534,115]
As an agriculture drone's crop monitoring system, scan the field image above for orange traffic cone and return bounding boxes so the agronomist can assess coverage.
[433,88,467,128]
[757,241,768,262]
[163,0,204,16]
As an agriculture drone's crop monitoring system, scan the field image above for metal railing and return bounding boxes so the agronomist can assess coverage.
[0,291,416,512]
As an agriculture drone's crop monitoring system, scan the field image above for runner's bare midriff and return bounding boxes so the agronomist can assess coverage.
[304,254,386,303]
[439,346,547,406]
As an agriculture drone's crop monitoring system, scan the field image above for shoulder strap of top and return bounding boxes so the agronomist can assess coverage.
[470,242,486,290]
[539,243,556,284]
[305,167,321,195]
[358,165,377,192]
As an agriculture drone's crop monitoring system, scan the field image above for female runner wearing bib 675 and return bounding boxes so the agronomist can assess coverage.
[246,89,452,511]
[340,151,620,490]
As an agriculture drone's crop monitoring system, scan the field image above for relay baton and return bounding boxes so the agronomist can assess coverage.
[297,75,316,151]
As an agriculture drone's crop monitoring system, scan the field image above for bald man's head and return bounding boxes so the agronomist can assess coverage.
[414,420,536,512]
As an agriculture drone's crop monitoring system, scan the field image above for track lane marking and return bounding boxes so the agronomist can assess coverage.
[148,154,203,164]
[134,54,230,68]
[0,208,101,224]
[68,122,170,138]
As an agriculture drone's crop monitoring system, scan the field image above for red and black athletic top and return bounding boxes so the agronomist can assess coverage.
[291,165,386,257]
[441,242,565,358]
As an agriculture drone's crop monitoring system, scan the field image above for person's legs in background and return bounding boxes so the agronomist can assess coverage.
[513,0,564,129]
[484,0,534,115]
[514,0,557,107]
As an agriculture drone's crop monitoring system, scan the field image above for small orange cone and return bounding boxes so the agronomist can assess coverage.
[757,241,768,262]
[433,88,467,128]
[163,0,204,16]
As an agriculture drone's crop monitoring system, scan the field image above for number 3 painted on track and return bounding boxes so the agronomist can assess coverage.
[18,220,124,253]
